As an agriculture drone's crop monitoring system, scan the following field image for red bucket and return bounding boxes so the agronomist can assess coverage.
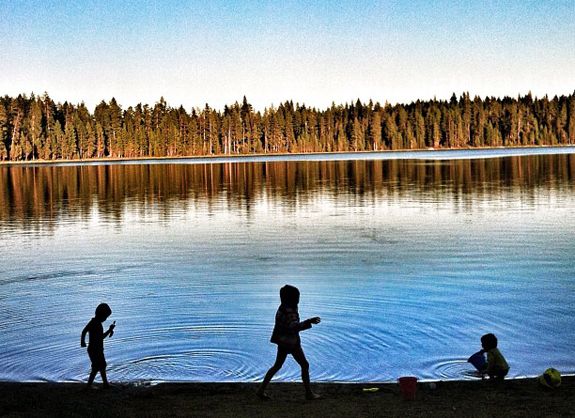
[398,376,418,400]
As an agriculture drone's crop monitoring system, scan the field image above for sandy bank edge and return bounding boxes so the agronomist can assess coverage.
[1,376,572,417]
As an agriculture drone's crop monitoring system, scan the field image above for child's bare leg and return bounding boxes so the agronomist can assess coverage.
[87,369,97,386]
[257,348,288,397]
[292,346,318,399]
[101,368,109,387]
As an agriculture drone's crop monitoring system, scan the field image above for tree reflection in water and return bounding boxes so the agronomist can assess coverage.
[0,154,573,234]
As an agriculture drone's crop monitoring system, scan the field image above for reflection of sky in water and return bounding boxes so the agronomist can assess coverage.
[0,152,574,382]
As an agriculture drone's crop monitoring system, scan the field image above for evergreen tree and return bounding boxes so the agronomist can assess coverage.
[383,114,400,150]
[367,111,382,151]
[568,94,575,144]
[9,97,24,161]
[0,100,8,160]
[413,107,426,149]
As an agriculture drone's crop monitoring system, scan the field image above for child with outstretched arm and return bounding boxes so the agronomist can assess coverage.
[257,285,321,400]
[81,303,116,388]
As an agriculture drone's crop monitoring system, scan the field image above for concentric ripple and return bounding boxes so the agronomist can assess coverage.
[420,358,482,380]
[1,154,575,382]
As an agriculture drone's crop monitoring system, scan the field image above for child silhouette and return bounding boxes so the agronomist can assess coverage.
[257,285,321,400]
[81,303,116,388]
[480,333,509,380]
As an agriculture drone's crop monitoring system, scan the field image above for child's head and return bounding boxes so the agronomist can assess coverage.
[95,303,112,322]
[280,285,300,307]
[481,333,498,350]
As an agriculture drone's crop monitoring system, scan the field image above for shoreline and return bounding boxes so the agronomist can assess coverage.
[1,376,572,417]
[3,372,573,385]
[1,144,575,167]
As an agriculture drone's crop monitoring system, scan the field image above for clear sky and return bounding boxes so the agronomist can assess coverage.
[1,0,574,111]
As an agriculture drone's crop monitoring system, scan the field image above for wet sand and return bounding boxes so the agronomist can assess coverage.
[1,377,572,417]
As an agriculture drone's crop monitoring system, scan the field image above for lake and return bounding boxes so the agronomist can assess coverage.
[0,148,574,383]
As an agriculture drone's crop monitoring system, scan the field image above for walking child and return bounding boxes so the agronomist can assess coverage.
[257,285,321,400]
[81,303,116,387]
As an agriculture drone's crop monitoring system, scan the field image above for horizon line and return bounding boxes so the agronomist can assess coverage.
[4,89,575,113]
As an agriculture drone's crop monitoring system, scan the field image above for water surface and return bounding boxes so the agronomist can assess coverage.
[1,149,574,382]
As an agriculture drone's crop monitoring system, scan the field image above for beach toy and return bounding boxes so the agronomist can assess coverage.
[539,368,561,388]
[398,376,418,400]
[467,351,486,371]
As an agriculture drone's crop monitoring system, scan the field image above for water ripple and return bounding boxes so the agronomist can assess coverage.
[1,155,575,382]
[419,358,481,380]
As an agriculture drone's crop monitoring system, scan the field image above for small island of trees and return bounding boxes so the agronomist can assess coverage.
[0,92,574,161]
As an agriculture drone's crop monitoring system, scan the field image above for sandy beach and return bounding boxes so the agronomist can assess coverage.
[1,377,572,417]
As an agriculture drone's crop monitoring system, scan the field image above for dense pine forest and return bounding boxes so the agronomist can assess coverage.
[0,92,574,161]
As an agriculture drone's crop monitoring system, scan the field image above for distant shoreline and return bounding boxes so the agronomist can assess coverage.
[2,145,575,167]
[1,377,572,417]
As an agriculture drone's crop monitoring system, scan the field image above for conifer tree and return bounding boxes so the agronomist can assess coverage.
[9,97,24,161]
[568,94,575,144]
[0,101,8,160]
[367,111,382,151]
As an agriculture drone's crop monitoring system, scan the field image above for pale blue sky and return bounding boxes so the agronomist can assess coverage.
[1,0,574,110]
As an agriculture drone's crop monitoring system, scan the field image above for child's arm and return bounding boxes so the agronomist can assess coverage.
[103,321,116,338]
[285,312,320,331]
[81,323,89,347]
[302,317,321,328]
[484,351,495,376]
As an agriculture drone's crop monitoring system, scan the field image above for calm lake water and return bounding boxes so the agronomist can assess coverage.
[1,148,574,383]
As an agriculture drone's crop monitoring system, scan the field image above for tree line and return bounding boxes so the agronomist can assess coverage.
[0,92,574,161]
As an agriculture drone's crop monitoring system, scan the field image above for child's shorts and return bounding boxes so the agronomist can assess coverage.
[490,366,509,380]
[88,347,107,371]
